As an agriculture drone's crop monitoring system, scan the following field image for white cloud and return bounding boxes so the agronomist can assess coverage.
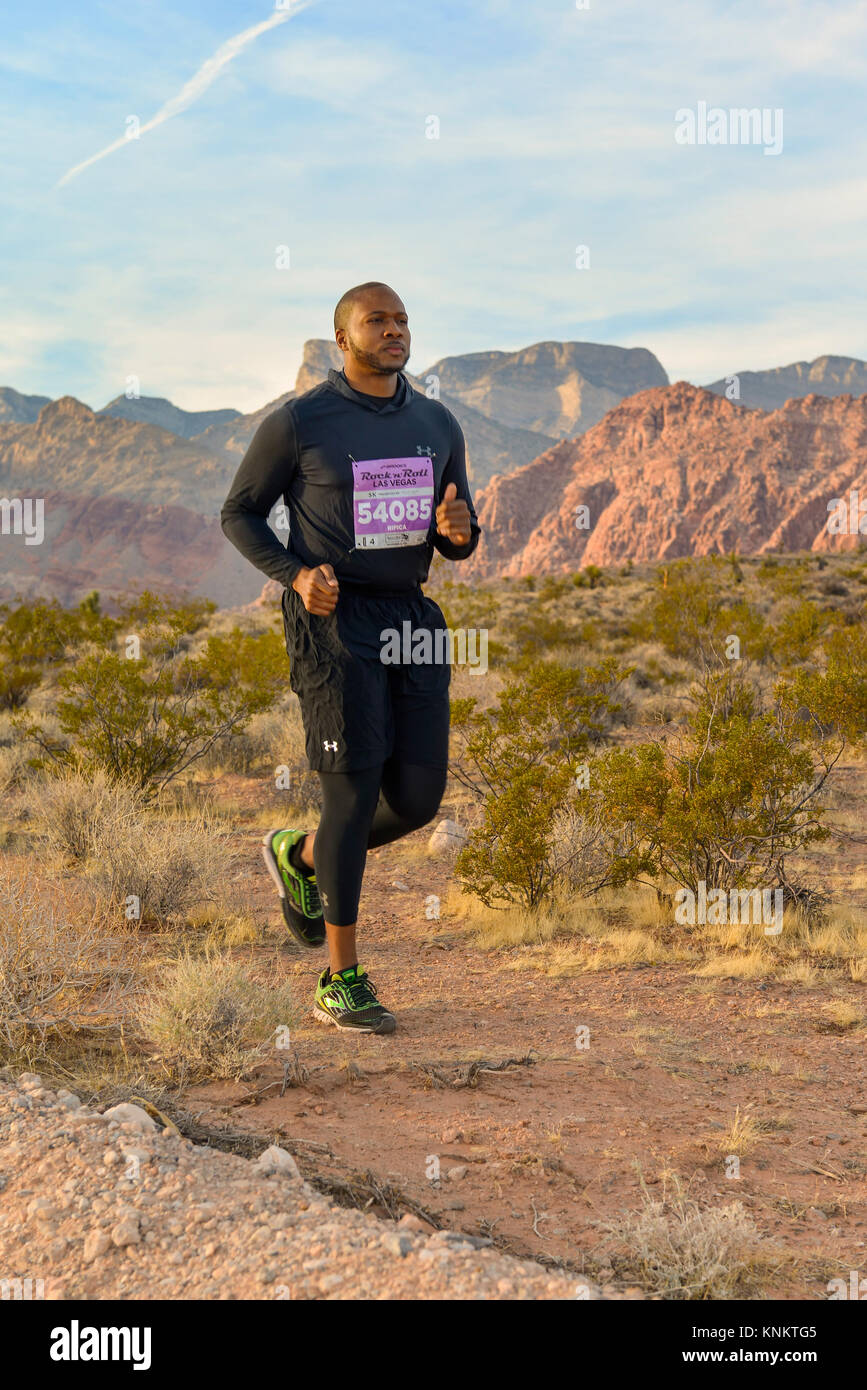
[56,3,315,187]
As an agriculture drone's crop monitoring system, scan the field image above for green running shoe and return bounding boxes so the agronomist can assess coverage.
[313,965,396,1035]
[261,828,325,949]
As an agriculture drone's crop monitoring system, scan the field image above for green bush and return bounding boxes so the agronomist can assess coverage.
[633,559,767,662]
[451,657,629,908]
[16,598,285,795]
[585,665,834,900]
[784,621,867,746]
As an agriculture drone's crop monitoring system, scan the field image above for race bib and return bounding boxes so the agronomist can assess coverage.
[351,456,435,549]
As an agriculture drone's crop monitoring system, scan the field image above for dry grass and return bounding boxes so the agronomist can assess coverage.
[693,949,771,980]
[597,1175,775,1299]
[0,866,141,1066]
[719,1105,768,1156]
[819,998,864,1032]
[747,1054,783,1075]
[24,769,244,925]
[30,767,145,863]
[137,951,296,1084]
[779,960,819,987]
[86,810,242,926]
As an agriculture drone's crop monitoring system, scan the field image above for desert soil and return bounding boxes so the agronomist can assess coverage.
[3,773,865,1302]
[0,1075,609,1301]
[179,776,867,1301]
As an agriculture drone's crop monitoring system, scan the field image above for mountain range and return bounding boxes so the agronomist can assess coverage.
[0,346,864,608]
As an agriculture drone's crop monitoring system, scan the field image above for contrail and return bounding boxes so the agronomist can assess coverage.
[57,2,313,187]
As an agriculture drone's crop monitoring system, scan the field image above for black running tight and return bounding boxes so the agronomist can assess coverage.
[312,760,447,925]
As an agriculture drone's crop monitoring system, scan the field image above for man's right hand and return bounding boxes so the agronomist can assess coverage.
[292,563,340,615]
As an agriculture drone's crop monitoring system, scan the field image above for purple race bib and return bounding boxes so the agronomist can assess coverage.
[351,456,434,549]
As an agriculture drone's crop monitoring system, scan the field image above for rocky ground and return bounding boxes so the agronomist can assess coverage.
[0,1075,629,1301]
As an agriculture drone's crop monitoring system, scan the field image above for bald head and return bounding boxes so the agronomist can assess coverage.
[334,281,398,334]
[333,283,410,388]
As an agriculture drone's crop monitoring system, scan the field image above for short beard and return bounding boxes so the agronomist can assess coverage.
[345,335,407,375]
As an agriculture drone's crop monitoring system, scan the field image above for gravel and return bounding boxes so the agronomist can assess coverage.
[0,1075,611,1301]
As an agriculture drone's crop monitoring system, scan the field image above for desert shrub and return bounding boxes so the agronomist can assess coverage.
[88,810,241,926]
[585,664,835,901]
[16,604,286,794]
[770,599,838,667]
[784,620,867,746]
[33,768,145,863]
[0,714,34,795]
[434,579,500,634]
[632,558,767,662]
[0,592,123,710]
[538,575,571,602]
[572,563,604,590]
[512,612,580,655]
[138,953,295,1082]
[201,705,304,777]
[0,867,139,1063]
[598,1176,769,1299]
[451,657,629,908]
[29,770,240,924]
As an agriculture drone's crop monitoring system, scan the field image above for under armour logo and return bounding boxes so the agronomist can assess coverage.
[416,444,435,457]
[323,740,338,752]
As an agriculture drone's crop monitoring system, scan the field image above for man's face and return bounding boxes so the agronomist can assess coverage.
[341,292,410,374]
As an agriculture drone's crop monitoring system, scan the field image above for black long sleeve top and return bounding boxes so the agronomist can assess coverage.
[220,367,481,593]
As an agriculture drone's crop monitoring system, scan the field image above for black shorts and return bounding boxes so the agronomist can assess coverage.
[281,582,451,773]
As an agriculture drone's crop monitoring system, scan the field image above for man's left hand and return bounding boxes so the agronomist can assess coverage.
[436,482,471,546]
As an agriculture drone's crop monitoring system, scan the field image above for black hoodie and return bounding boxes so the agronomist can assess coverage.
[220,368,481,594]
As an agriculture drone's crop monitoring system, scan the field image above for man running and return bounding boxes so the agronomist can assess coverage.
[220,282,480,1034]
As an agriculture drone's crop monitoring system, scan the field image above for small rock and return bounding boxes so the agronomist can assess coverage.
[111,1216,141,1248]
[252,1144,302,1180]
[396,1214,433,1233]
[383,1233,413,1257]
[83,1231,111,1262]
[101,1103,157,1133]
[120,1146,152,1170]
[447,1165,469,1181]
[27,1198,58,1223]
[441,1126,464,1144]
[428,819,468,855]
[429,1230,491,1250]
[55,1091,82,1112]
[18,1072,42,1088]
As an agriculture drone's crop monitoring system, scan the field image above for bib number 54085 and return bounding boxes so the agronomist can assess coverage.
[357,498,432,524]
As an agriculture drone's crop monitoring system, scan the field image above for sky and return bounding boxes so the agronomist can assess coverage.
[2,0,866,413]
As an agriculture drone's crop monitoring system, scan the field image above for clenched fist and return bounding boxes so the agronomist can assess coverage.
[292,563,340,615]
[436,482,471,546]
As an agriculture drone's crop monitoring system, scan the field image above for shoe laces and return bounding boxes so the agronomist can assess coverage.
[302,877,322,915]
[339,971,379,1010]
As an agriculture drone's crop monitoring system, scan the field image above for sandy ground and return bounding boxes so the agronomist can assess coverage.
[174,779,867,1301]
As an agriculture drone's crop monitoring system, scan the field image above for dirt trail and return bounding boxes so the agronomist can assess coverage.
[186,796,867,1299]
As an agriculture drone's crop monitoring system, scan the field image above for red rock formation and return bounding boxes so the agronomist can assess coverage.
[466,383,867,579]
